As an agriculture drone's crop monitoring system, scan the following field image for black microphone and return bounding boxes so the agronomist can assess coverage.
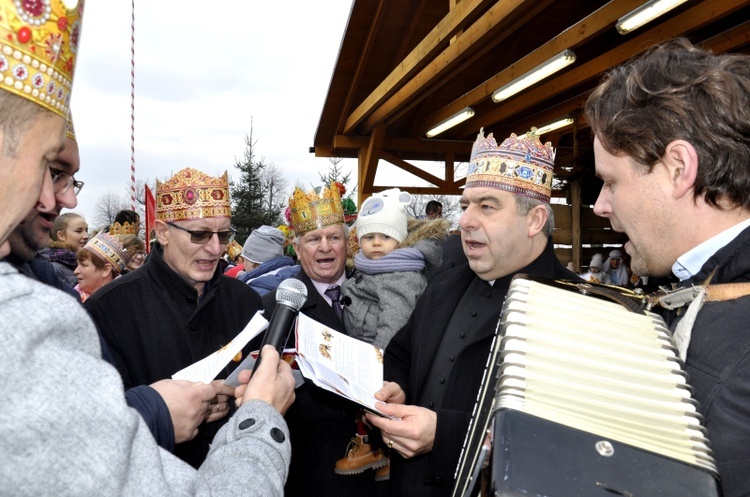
[252,279,308,374]
[340,295,352,306]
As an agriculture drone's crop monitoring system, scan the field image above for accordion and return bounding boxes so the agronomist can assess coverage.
[452,276,720,497]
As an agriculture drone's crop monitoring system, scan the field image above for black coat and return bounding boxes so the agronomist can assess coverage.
[385,238,577,496]
[85,246,263,467]
[664,225,750,497]
[261,270,384,497]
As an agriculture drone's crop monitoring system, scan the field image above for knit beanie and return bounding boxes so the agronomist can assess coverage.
[356,188,412,243]
[242,226,285,264]
[589,253,604,270]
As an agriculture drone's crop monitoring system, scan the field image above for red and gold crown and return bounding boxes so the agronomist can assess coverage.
[466,128,555,203]
[156,167,231,222]
[0,0,84,118]
[83,231,130,274]
[109,221,136,236]
[288,182,345,235]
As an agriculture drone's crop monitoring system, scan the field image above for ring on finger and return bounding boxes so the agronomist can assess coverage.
[387,440,394,449]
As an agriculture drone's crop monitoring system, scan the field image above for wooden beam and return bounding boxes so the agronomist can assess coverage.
[334,0,388,135]
[344,0,493,133]
[452,0,750,136]
[356,0,541,133]
[700,19,750,53]
[420,0,647,134]
[380,150,446,187]
[333,134,472,155]
[360,124,386,196]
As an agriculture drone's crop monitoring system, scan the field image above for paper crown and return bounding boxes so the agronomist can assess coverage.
[226,240,242,261]
[109,221,136,236]
[466,128,555,203]
[65,109,75,141]
[156,167,231,222]
[288,182,345,235]
[83,231,130,274]
[0,0,84,118]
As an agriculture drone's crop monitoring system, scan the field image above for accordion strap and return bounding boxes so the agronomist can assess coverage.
[704,282,750,302]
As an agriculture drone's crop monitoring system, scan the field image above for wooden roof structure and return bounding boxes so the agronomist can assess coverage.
[312,0,750,268]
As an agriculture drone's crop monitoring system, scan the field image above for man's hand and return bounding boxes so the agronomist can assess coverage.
[234,345,295,415]
[365,402,437,459]
[374,381,406,405]
[150,379,226,444]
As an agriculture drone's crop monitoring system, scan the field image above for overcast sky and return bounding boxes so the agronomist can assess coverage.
[70,0,359,226]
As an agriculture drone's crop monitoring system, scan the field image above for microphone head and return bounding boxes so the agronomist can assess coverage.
[276,278,308,311]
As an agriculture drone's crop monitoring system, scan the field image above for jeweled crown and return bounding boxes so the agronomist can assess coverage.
[466,128,555,203]
[156,167,231,222]
[288,182,345,235]
[65,109,75,141]
[84,231,130,274]
[109,221,136,236]
[0,0,84,118]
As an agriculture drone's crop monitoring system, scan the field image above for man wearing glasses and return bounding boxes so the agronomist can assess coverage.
[4,120,82,298]
[84,167,266,468]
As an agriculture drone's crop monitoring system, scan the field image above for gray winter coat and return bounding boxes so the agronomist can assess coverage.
[342,218,448,349]
[0,262,291,496]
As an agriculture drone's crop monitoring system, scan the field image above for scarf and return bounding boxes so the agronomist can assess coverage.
[354,247,425,275]
[40,247,78,270]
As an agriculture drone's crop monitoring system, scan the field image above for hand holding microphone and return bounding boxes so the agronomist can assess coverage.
[252,279,308,375]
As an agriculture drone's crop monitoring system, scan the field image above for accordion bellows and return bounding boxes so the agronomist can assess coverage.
[494,278,717,495]
[452,277,719,497]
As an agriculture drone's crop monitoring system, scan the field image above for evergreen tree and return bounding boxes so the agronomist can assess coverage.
[230,125,278,243]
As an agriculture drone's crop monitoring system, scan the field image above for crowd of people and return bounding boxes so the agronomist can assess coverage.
[0,4,748,496]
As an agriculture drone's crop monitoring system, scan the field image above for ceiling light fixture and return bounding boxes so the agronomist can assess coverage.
[491,50,576,103]
[616,0,689,34]
[425,107,475,138]
[534,115,575,136]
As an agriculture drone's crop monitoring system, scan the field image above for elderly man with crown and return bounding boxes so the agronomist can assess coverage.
[257,183,382,496]
[84,167,278,466]
[365,129,578,496]
[0,1,294,495]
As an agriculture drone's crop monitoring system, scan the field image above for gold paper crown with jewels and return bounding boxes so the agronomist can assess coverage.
[109,221,136,236]
[65,109,75,141]
[83,231,130,274]
[0,0,84,118]
[226,240,242,261]
[156,167,231,222]
[289,182,345,235]
[466,128,555,203]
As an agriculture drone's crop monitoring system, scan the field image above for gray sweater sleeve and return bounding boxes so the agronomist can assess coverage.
[0,264,290,497]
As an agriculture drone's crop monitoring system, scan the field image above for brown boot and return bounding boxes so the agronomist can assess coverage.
[334,435,388,475]
[374,459,390,481]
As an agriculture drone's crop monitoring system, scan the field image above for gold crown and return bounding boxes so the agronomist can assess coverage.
[0,0,84,118]
[226,240,242,261]
[83,231,130,274]
[156,167,231,222]
[109,221,136,235]
[289,182,345,235]
[466,128,555,203]
[65,109,75,141]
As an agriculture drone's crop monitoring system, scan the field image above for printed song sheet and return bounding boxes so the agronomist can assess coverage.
[295,312,390,417]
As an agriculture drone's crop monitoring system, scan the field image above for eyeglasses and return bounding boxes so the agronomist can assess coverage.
[49,166,84,196]
[166,221,236,244]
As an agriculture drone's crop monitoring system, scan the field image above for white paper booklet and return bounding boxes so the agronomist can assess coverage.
[172,311,268,383]
[295,312,390,417]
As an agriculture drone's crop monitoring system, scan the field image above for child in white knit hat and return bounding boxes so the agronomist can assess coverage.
[335,188,449,480]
